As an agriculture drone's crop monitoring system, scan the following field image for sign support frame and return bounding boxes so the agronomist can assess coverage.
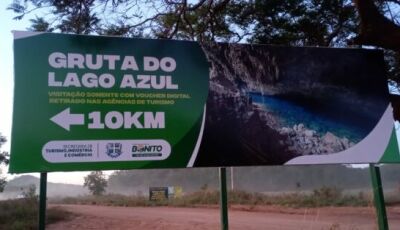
[39,172,47,230]
[369,164,388,230]
[219,167,229,230]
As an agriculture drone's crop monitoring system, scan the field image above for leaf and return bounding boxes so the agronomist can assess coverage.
[7,3,26,13]
[13,15,24,20]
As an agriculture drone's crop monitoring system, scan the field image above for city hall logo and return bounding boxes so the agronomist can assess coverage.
[106,143,122,158]
[132,144,163,157]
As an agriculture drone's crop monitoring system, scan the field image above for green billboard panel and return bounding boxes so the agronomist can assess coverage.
[10,31,399,173]
[10,31,209,173]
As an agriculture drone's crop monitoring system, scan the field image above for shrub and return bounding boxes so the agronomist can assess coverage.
[51,186,370,208]
[0,198,72,230]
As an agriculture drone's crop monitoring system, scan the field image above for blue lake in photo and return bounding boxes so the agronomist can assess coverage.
[249,92,369,142]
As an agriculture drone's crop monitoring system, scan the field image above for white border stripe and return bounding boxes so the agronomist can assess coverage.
[285,105,394,165]
[13,30,43,39]
[187,105,207,167]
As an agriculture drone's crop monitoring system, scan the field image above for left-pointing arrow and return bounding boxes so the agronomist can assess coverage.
[50,108,85,131]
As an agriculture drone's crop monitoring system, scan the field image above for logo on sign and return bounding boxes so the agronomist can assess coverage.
[106,143,122,158]
[132,144,163,157]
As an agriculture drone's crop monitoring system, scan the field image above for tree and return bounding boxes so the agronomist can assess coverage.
[21,184,38,199]
[84,171,108,195]
[353,0,400,51]
[0,134,9,192]
[248,0,358,47]
[0,134,9,165]
[6,0,399,41]
[6,0,361,43]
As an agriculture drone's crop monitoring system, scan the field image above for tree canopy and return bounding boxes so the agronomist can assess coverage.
[83,171,108,196]
[7,0,400,86]
[0,134,9,192]
[0,135,9,165]
[6,0,397,44]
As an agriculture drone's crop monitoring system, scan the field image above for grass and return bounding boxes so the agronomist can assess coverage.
[0,198,73,230]
[52,186,371,208]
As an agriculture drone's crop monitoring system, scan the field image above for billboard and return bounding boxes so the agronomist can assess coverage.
[194,43,398,167]
[9,31,399,173]
[149,187,169,201]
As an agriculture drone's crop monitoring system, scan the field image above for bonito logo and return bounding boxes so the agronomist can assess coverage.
[132,144,163,157]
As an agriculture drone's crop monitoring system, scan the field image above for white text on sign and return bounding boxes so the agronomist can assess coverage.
[50,108,164,131]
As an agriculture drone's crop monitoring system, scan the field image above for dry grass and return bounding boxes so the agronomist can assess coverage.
[51,187,371,208]
[0,198,73,230]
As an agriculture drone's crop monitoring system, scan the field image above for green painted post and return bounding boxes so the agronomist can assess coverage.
[219,167,229,230]
[39,172,47,230]
[369,164,388,230]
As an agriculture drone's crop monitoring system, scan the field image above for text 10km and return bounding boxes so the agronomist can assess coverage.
[89,111,165,129]
[50,109,165,131]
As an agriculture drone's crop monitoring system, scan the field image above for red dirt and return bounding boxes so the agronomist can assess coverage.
[47,204,400,230]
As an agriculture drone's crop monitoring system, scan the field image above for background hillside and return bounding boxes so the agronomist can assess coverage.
[0,175,87,199]
[107,164,400,195]
[2,164,400,199]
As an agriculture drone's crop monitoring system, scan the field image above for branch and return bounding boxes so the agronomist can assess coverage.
[325,5,348,47]
[353,0,400,51]
[168,5,183,39]
[187,0,208,11]
[128,12,170,29]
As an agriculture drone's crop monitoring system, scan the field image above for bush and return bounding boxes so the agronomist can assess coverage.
[0,198,72,230]
[51,186,370,208]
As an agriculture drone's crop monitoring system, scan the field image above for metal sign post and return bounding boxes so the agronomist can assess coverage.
[369,164,388,230]
[38,172,47,230]
[219,167,229,230]
[230,167,234,191]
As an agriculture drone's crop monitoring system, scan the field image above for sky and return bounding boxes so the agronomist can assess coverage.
[0,1,112,184]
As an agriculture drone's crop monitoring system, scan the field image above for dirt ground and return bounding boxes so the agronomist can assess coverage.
[47,204,400,230]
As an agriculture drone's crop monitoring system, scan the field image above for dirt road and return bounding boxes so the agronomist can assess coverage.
[48,204,400,230]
